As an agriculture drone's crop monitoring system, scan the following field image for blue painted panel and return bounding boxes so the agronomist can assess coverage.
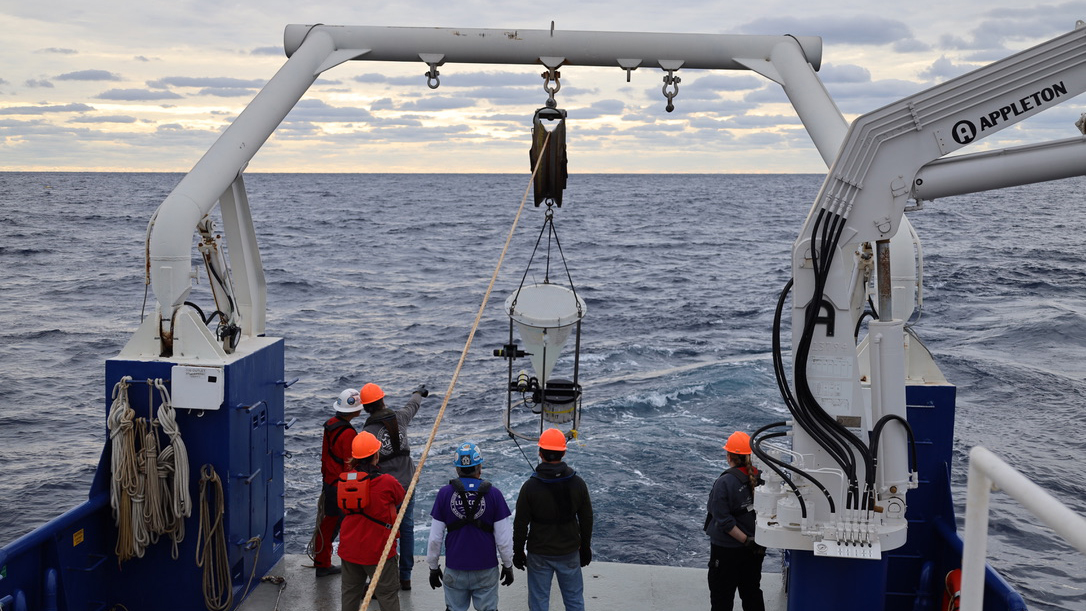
[0,340,284,611]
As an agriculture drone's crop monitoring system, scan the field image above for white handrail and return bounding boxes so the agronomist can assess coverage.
[961,446,1086,611]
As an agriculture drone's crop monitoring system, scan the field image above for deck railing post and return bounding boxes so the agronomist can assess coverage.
[960,446,1086,611]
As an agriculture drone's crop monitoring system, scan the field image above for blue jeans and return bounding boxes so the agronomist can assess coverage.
[399,496,415,581]
[443,566,499,611]
[526,551,584,611]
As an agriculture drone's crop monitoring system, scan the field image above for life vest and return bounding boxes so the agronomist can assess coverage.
[323,417,354,466]
[364,412,410,461]
[942,569,962,611]
[446,479,494,533]
[337,470,395,530]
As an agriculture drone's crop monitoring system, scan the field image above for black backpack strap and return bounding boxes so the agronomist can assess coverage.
[445,479,494,533]
[323,418,353,465]
[364,413,410,460]
[359,510,394,530]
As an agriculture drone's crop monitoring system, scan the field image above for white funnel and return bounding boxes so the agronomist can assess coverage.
[505,283,586,383]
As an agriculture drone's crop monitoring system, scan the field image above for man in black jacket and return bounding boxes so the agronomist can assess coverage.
[512,428,593,611]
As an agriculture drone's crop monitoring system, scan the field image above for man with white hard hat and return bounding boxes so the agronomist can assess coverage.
[312,387,364,576]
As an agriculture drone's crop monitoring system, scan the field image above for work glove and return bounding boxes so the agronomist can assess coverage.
[745,536,767,559]
[414,384,429,398]
[579,547,592,567]
[500,565,514,586]
[513,549,526,570]
[429,567,443,589]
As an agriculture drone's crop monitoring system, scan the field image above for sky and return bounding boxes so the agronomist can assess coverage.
[2,1,1086,173]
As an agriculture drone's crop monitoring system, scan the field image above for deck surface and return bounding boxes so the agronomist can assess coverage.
[238,555,786,610]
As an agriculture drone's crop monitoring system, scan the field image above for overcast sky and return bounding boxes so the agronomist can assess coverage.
[3,1,1085,173]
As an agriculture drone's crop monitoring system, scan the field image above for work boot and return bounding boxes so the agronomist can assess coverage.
[316,565,342,577]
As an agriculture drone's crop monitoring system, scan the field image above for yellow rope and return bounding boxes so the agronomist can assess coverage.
[358,131,553,611]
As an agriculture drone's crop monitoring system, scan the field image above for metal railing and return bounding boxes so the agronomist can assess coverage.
[961,446,1086,611]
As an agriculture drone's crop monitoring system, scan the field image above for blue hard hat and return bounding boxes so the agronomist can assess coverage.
[454,442,483,467]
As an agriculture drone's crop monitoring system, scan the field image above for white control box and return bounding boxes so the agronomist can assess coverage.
[171,365,225,410]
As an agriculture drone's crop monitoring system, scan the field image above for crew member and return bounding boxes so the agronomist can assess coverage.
[339,431,406,611]
[705,430,766,611]
[512,428,593,611]
[426,442,515,611]
[313,388,363,577]
[360,382,428,590]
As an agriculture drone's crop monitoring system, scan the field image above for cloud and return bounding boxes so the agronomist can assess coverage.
[198,88,259,98]
[571,99,626,120]
[919,56,978,81]
[688,73,765,93]
[147,76,265,90]
[284,99,375,123]
[396,97,478,111]
[740,15,918,46]
[0,103,93,115]
[250,46,283,56]
[96,89,184,101]
[819,63,872,84]
[56,70,121,81]
[25,79,54,88]
[36,48,77,54]
[69,115,138,123]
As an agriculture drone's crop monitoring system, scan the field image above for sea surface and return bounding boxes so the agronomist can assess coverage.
[1,172,1084,610]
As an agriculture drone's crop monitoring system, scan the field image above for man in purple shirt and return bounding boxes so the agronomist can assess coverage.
[426,442,515,611]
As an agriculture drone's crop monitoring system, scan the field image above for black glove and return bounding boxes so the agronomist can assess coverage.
[579,547,592,567]
[500,565,514,586]
[414,384,429,398]
[429,567,443,589]
[513,550,526,570]
[745,537,766,559]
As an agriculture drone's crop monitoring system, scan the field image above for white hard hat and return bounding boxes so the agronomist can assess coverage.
[333,388,361,413]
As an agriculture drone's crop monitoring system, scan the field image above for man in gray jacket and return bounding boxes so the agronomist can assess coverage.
[359,382,428,591]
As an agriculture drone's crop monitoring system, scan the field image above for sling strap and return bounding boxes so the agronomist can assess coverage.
[364,413,410,460]
[323,418,353,465]
[446,479,494,533]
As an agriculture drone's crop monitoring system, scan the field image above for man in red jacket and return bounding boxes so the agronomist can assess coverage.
[314,388,364,576]
[339,430,407,611]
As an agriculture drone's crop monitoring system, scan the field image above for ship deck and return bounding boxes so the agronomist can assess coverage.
[238,555,787,610]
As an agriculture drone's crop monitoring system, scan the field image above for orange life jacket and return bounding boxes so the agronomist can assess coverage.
[337,471,373,514]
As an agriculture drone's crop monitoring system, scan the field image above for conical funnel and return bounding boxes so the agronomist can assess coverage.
[505,283,586,383]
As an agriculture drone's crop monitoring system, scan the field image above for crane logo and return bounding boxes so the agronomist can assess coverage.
[952,120,977,145]
[952,81,1068,146]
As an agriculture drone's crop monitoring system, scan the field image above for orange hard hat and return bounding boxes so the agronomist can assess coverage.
[359,383,385,406]
[538,428,568,451]
[724,431,752,455]
[352,431,383,459]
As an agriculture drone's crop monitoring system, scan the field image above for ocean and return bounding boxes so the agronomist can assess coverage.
[1,172,1084,610]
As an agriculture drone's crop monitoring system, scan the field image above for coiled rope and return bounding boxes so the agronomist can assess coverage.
[196,464,232,611]
[358,131,552,611]
[107,377,192,564]
[108,376,140,563]
[155,379,192,557]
